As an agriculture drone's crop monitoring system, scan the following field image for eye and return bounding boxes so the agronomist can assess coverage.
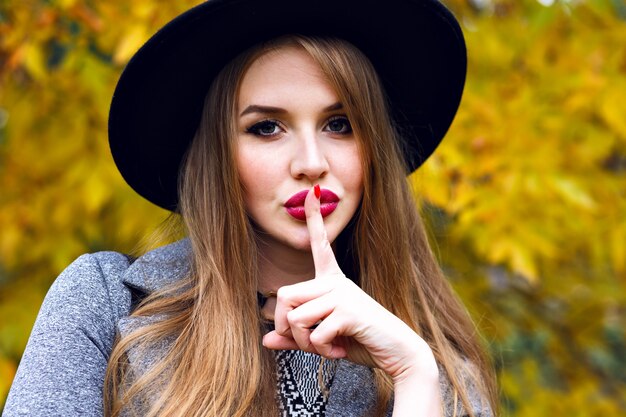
[246,120,283,137]
[325,116,352,134]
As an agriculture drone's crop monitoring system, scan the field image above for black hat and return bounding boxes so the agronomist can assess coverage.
[108,0,467,211]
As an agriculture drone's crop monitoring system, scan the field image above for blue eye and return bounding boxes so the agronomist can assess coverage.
[246,120,282,137]
[325,116,352,134]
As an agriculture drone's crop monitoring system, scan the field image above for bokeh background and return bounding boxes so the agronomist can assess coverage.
[1,0,625,414]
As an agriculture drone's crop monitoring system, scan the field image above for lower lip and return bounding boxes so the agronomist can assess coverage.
[285,202,338,221]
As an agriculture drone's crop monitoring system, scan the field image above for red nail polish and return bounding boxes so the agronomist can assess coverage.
[314,184,321,199]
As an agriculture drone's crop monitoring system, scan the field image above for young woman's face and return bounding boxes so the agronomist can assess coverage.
[236,46,363,252]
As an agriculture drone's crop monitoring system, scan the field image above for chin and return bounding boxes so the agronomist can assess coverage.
[283,228,317,252]
[278,224,342,253]
[252,212,348,253]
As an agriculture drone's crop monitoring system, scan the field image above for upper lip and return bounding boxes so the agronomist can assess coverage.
[284,188,339,207]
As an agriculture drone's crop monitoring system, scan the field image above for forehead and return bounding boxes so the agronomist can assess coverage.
[238,46,339,107]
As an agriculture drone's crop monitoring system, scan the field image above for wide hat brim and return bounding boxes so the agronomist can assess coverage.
[109,0,467,211]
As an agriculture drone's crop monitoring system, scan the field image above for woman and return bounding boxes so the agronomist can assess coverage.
[5,0,497,416]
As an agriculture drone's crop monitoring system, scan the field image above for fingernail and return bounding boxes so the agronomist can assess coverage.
[314,184,321,199]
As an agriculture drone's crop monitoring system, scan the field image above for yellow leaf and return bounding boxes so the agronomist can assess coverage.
[132,2,157,19]
[599,84,626,140]
[23,43,47,81]
[610,226,625,273]
[57,0,78,9]
[113,25,148,65]
[551,176,597,210]
[509,244,539,283]
[83,172,113,214]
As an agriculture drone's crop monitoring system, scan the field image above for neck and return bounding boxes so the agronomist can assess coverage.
[256,239,315,294]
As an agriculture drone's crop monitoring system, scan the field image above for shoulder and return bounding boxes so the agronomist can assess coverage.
[40,251,135,325]
[47,238,192,311]
[27,238,191,356]
[3,241,192,416]
[3,252,134,416]
[45,238,192,319]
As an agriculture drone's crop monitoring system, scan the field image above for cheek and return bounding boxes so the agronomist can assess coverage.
[236,147,257,205]
[236,145,275,212]
[350,157,364,190]
[335,145,364,193]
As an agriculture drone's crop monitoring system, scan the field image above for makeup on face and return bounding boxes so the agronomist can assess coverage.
[284,188,339,221]
[235,46,363,252]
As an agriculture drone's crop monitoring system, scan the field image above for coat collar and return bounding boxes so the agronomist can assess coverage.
[121,238,192,295]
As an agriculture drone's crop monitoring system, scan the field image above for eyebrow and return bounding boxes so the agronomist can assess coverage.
[239,102,343,117]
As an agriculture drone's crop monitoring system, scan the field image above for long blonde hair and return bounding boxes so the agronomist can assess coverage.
[104,36,497,417]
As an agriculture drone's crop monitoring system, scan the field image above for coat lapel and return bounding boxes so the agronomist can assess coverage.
[116,239,192,374]
[120,238,192,296]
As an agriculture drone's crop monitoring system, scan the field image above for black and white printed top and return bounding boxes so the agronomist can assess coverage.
[275,349,339,417]
[259,292,339,416]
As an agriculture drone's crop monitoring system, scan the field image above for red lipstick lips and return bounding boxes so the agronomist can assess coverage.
[284,188,339,221]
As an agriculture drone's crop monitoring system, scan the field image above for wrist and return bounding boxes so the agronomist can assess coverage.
[390,333,441,416]
[393,359,439,391]
[392,364,442,417]
[391,331,439,387]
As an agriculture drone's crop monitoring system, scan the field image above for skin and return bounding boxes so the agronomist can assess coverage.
[237,46,363,299]
[236,46,442,416]
[237,47,363,253]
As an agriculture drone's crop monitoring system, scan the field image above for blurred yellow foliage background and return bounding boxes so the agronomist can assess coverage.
[1,0,625,415]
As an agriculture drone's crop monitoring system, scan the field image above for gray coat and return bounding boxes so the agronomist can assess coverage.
[4,239,492,416]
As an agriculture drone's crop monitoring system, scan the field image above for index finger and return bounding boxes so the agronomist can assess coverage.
[305,184,342,277]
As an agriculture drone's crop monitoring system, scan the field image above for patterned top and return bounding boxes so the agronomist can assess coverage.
[275,350,338,417]
[259,294,340,416]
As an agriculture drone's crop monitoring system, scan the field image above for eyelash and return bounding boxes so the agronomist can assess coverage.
[245,119,283,137]
[325,116,352,134]
[245,116,353,138]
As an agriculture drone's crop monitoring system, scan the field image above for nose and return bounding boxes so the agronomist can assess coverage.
[289,131,329,180]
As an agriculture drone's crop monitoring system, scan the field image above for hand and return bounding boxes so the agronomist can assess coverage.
[262,185,439,385]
